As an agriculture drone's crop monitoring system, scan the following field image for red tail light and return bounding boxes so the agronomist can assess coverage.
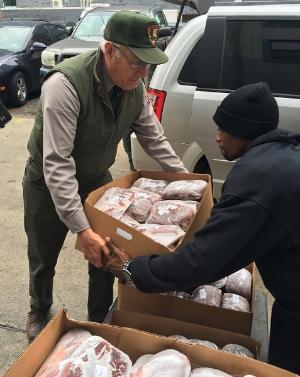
[147,88,167,121]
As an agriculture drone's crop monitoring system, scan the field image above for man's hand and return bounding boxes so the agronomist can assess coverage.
[77,228,111,268]
[103,237,131,280]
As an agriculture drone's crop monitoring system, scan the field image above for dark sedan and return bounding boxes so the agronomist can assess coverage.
[0,20,67,107]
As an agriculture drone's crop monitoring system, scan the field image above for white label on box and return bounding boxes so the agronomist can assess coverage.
[94,365,108,377]
[116,227,133,240]
[200,289,206,299]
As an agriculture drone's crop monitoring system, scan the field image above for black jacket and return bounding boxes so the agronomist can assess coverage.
[130,129,300,309]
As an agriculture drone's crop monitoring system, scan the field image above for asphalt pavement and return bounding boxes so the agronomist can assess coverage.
[0,105,131,375]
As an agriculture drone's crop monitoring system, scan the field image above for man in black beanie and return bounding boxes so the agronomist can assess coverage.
[104,82,300,373]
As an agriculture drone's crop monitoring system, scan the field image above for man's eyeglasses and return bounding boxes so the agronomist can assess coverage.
[113,44,150,70]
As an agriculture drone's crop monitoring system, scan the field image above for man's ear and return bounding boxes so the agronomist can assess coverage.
[104,41,114,58]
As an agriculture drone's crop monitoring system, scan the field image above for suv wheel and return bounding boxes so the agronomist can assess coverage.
[8,71,28,107]
[194,156,211,176]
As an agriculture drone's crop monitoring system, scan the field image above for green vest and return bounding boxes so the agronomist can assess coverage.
[28,50,144,190]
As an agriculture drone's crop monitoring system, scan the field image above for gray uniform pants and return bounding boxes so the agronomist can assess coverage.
[23,159,114,322]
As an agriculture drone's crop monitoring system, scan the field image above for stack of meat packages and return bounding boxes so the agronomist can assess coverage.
[35,328,251,377]
[168,268,252,313]
[94,178,208,248]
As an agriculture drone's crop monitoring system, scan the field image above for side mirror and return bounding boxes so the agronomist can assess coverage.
[65,25,74,36]
[159,27,173,38]
[30,42,47,52]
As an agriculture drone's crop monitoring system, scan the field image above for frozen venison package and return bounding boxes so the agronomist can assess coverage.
[162,179,208,200]
[132,177,169,195]
[35,329,132,377]
[221,293,250,313]
[126,187,162,223]
[225,268,252,300]
[146,200,198,230]
[222,343,255,359]
[135,224,185,247]
[93,187,135,219]
[131,349,191,377]
[191,285,222,307]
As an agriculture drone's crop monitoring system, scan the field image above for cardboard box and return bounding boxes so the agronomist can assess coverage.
[4,309,296,377]
[76,170,214,257]
[109,309,261,359]
[118,264,256,336]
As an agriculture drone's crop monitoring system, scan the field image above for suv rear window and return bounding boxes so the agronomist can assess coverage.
[222,20,300,96]
[178,17,300,97]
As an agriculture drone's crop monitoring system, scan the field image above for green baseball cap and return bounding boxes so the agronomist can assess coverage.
[104,10,168,65]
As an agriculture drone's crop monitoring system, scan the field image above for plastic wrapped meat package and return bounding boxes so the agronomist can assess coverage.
[146,200,198,230]
[191,285,222,307]
[162,179,208,200]
[135,224,185,247]
[132,177,169,195]
[119,213,140,228]
[35,328,132,377]
[225,268,252,300]
[126,187,162,222]
[131,349,191,377]
[93,187,135,219]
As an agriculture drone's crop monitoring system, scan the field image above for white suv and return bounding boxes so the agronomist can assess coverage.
[131,4,300,197]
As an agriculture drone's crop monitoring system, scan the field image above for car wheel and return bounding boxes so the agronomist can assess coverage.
[8,71,28,107]
[194,156,212,176]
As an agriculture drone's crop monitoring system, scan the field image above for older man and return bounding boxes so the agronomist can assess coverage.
[104,82,300,374]
[23,10,187,342]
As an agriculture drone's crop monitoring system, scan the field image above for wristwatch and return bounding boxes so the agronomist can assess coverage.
[121,259,132,284]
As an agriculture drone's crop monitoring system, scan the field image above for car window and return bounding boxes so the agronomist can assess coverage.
[74,11,115,41]
[48,24,68,43]
[222,20,300,96]
[178,17,224,87]
[154,11,167,27]
[0,25,31,52]
[33,25,52,46]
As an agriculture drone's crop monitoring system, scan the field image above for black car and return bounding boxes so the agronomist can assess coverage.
[0,19,68,107]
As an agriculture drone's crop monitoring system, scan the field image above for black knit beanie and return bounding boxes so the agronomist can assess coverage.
[213,82,279,140]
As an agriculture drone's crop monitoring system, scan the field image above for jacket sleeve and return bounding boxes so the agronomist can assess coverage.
[130,194,287,293]
[131,92,187,173]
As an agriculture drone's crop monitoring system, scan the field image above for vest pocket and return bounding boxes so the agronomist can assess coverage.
[24,157,44,185]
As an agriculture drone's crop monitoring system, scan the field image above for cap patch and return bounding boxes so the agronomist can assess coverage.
[147,24,159,47]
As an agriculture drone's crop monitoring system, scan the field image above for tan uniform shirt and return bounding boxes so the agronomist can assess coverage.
[42,71,187,234]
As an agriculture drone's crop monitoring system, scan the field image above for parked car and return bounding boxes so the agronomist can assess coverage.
[0,19,68,107]
[131,3,300,198]
[40,5,174,76]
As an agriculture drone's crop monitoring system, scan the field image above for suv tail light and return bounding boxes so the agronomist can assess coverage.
[147,88,167,121]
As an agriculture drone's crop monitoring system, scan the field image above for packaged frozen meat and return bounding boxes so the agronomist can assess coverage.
[191,285,222,307]
[131,349,191,377]
[126,187,161,222]
[132,177,169,195]
[210,277,228,289]
[162,179,208,200]
[221,293,250,313]
[146,200,198,230]
[119,213,140,228]
[187,339,219,350]
[222,344,255,359]
[35,329,132,377]
[225,269,252,300]
[136,224,185,247]
[93,187,135,219]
